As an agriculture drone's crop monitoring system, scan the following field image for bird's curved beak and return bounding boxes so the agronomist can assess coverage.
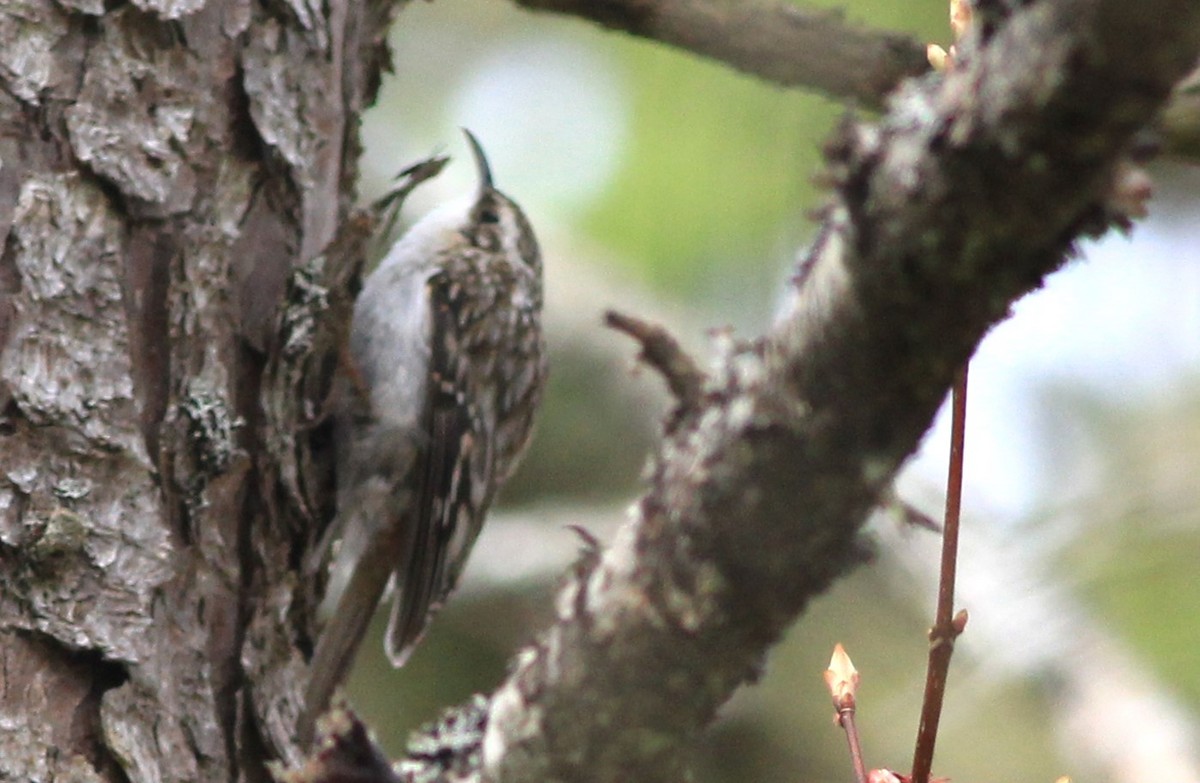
[462,128,494,192]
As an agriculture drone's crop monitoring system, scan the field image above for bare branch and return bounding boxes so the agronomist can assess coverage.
[604,309,706,417]
[510,0,930,109]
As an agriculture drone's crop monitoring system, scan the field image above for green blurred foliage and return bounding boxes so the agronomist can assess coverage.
[577,45,828,293]
[501,336,662,505]
[1086,529,1200,706]
[348,586,555,757]
[1060,386,1200,707]
[578,0,947,295]
[804,0,948,36]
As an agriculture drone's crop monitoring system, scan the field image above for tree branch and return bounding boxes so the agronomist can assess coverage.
[604,310,706,419]
[511,0,929,110]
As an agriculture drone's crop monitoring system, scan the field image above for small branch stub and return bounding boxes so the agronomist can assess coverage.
[604,310,706,416]
[929,608,969,648]
[950,608,968,636]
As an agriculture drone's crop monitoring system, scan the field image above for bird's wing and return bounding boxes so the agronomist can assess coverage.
[384,269,488,667]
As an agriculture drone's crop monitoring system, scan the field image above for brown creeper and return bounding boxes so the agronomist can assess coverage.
[303,131,546,735]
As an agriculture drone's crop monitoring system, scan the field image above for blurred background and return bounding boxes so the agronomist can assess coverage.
[345,1,1200,780]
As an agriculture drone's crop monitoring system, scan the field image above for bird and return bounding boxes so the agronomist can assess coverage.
[301,130,546,740]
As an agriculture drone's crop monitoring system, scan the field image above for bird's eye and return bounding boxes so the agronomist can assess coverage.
[479,209,500,224]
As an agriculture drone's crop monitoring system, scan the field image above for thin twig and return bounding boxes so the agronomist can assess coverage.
[910,365,970,783]
[840,709,868,783]
[880,488,942,533]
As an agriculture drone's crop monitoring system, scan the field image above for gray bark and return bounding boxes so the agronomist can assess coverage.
[0,0,398,780]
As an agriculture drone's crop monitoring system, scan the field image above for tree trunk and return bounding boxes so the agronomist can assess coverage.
[0,0,398,779]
